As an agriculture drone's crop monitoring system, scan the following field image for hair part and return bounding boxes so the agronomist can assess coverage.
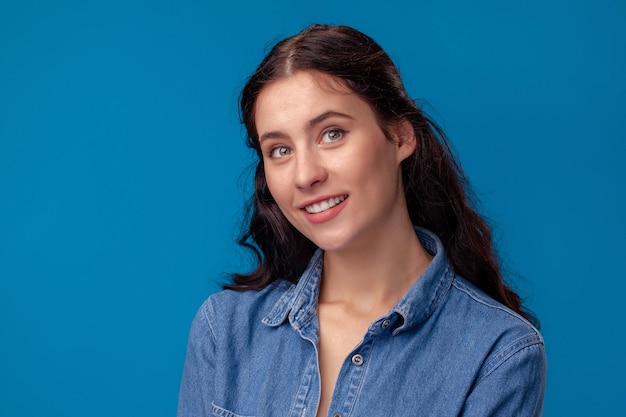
[228,24,537,327]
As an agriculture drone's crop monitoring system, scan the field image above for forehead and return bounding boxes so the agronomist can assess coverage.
[264,70,352,98]
[254,71,373,130]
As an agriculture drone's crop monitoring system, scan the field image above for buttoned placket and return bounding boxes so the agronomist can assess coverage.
[322,315,396,417]
[287,313,321,417]
[265,244,429,417]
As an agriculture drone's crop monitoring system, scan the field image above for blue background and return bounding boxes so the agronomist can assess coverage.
[1,0,624,415]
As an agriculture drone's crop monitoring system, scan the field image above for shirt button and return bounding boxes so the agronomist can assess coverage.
[333,414,341,417]
[381,319,390,328]
[351,354,364,366]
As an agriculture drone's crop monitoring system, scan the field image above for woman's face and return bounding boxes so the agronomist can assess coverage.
[254,71,415,252]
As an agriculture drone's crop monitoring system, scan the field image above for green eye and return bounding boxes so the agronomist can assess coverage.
[269,146,292,158]
[322,128,345,143]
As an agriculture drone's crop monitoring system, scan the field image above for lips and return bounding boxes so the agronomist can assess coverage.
[304,195,348,214]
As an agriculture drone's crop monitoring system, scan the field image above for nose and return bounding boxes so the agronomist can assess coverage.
[294,148,327,190]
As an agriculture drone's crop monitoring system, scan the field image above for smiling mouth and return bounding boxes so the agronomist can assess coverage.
[304,195,348,214]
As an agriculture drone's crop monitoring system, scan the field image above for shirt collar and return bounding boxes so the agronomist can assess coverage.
[262,227,454,334]
[389,227,454,334]
[261,250,323,329]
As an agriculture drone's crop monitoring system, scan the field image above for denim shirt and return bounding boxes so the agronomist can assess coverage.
[178,228,546,417]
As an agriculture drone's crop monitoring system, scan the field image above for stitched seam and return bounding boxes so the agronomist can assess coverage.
[203,298,218,342]
[392,265,454,334]
[423,265,454,318]
[451,280,543,341]
[211,402,255,417]
[262,284,295,326]
[477,339,544,384]
[345,337,376,416]
[265,253,322,327]
[289,257,323,330]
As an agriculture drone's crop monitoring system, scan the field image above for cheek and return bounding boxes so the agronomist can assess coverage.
[353,141,399,181]
[264,170,290,208]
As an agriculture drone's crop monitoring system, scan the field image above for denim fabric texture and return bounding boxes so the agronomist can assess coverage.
[178,228,546,417]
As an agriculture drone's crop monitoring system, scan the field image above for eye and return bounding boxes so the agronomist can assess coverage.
[321,128,345,143]
[268,145,292,159]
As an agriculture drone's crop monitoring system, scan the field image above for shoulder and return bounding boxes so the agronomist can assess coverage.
[445,275,545,377]
[450,275,541,337]
[193,280,294,336]
[444,278,547,416]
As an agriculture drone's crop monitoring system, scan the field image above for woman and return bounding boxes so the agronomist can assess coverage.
[178,24,546,417]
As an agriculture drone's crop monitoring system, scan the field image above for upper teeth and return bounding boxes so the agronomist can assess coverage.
[305,195,347,214]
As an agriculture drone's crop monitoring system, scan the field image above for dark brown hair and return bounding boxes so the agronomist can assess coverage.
[229,24,536,325]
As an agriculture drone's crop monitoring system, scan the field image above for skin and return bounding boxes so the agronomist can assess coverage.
[255,70,432,417]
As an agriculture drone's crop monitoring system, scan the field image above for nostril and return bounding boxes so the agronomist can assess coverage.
[294,164,328,189]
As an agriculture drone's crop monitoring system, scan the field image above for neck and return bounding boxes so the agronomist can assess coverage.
[319,220,432,315]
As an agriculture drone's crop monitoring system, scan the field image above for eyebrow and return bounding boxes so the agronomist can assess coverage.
[258,110,354,143]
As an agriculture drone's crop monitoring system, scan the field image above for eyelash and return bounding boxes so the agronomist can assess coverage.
[321,128,345,143]
[268,146,291,159]
[266,128,347,159]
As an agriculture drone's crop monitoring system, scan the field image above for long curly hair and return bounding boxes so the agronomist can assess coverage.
[228,24,536,326]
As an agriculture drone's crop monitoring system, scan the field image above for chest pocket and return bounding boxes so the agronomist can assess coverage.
[211,402,255,417]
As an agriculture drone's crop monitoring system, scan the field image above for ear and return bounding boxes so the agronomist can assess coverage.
[392,119,417,163]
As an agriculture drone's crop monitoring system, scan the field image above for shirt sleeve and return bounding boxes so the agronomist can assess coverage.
[459,334,547,417]
[177,300,217,417]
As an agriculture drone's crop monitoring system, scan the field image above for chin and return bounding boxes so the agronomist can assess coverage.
[304,231,355,252]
